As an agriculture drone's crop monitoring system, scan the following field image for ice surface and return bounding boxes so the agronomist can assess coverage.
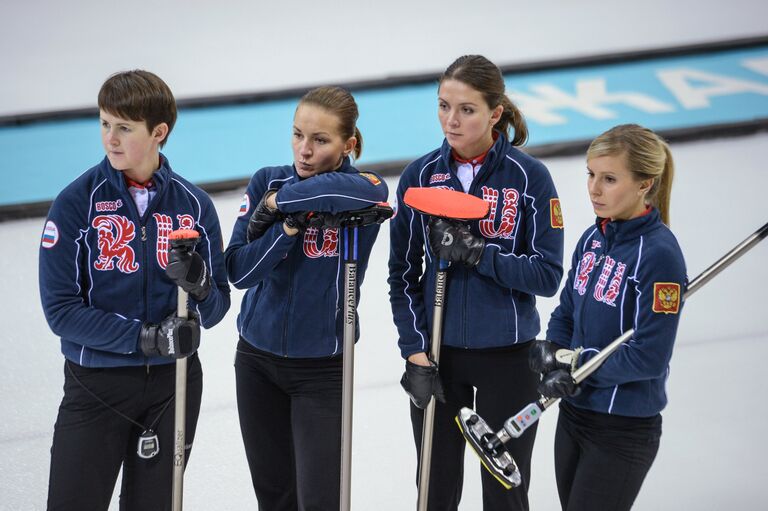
[1,133,766,510]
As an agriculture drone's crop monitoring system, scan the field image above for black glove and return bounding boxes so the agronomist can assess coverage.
[247,189,280,242]
[529,340,580,374]
[140,313,200,359]
[306,211,345,229]
[427,217,485,266]
[165,245,211,301]
[284,211,369,231]
[400,360,446,409]
[285,204,394,233]
[537,369,581,399]
[283,211,316,233]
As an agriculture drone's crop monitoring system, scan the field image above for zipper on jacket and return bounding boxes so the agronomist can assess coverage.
[464,173,486,347]
[281,255,295,357]
[136,184,165,366]
[461,269,468,348]
[452,173,465,193]
[141,222,150,366]
[119,175,168,365]
[121,187,151,365]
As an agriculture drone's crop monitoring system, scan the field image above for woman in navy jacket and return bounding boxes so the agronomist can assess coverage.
[39,70,230,510]
[535,124,687,510]
[225,86,388,510]
[388,55,564,510]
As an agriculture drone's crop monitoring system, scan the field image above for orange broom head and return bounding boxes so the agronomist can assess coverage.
[403,187,489,220]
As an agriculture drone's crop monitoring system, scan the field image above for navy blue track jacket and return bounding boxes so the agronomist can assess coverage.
[225,159,388,358]
[388,134,565,359]
[39,155,231,368]
[547,209,687,417]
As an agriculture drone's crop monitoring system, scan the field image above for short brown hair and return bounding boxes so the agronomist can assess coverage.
[98,70,177,147]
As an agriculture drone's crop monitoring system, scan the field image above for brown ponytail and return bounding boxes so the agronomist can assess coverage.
[440,55,528,147]
[499,95,528,147]
[352,126,363,160]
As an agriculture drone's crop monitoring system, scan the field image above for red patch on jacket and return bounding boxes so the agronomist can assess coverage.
[550,198,564,229]
[652,283,681,314]
[360,172,381,185]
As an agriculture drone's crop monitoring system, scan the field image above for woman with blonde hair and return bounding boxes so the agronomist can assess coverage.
[531,124,687,510]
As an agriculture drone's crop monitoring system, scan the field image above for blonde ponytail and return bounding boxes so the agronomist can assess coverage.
[653,142,674,225]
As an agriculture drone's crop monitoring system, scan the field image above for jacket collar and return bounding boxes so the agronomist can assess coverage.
[100,153,171,191]
[439,130,509,173]
[596,207,661,243]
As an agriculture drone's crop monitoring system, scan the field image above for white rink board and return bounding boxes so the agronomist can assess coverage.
[2,0,768,117]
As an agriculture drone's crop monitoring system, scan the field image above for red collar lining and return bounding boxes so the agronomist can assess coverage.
[451,132,499,165]
[600,206,652,233]
[125,176,155,189]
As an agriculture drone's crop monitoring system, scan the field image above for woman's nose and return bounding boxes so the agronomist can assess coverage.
[104,130,118,145]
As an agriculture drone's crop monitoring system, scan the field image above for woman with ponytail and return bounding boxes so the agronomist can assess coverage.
[225,86,387,510]
[534,124,687,510]
[388,55,564,510]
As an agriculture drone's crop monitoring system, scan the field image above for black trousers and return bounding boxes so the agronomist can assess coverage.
[234,338,343,511]
[409,343,540,511]
[554,401,662,511]
[47,355,203,511]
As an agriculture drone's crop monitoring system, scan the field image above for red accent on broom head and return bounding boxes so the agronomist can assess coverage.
[168,229,200,240]
[403,187,489,220]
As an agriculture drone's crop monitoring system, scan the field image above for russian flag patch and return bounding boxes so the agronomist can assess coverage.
[41,220,59,248]
[238,193,250,217]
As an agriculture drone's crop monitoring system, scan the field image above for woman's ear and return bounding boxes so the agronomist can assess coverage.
[153,123,169,145]
[343,136,357,157]
[638,178,654,195]
[490,104,503,126]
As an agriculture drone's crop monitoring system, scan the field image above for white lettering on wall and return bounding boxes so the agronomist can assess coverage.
[511,78,675,125]
[657,67,768,109]
[742,57,768,77]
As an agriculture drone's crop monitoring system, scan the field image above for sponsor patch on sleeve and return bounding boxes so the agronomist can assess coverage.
[238,193,250,217]
[41,220,59,248]
[550,198,564,229]
[359,172,381,185]
[652,282,681,314]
